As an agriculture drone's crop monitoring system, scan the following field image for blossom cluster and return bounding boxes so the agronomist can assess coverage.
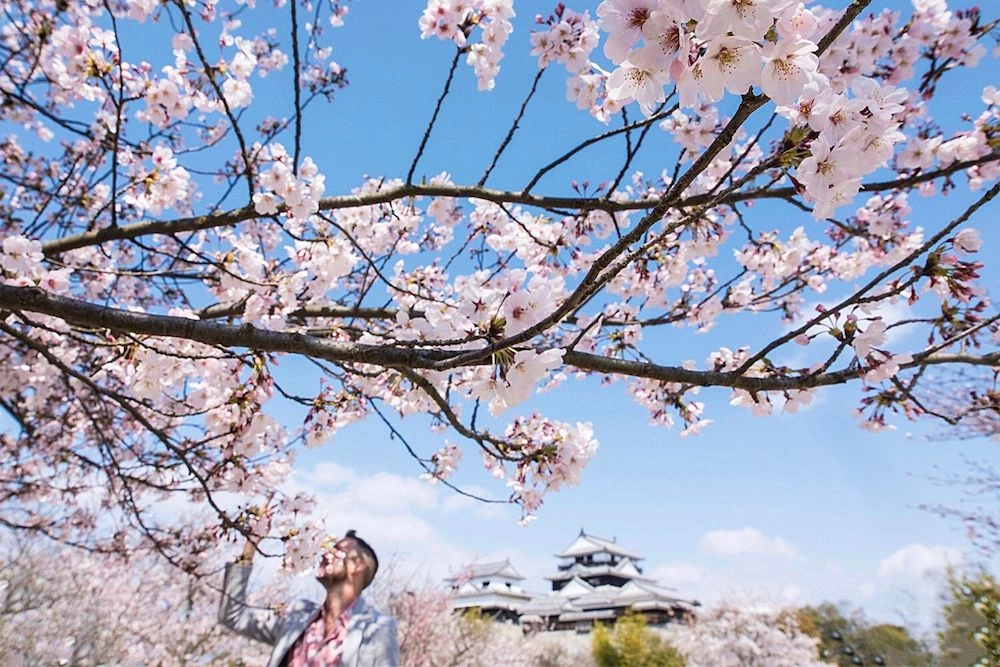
[786,76,908,218]
[422,442,463,483]
[121,145,196,216]
[253,144,326,220]
[529,5,601,73]
[420,0,516,90]
[1,236,71,293]
[597,0,824,114]
[484,415,599,522]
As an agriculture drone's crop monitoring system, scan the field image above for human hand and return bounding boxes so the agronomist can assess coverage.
[236,495,275,564]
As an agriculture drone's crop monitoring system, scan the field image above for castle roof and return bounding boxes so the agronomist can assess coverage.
[445,559,524,582]
[546,557,650,582]
[519,579,697,624]
[555,531,641,560]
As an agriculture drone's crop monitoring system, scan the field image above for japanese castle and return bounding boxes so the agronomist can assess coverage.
[448,531,699,632]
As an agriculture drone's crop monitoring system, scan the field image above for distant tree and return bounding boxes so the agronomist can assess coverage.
[922,456,1000,558]
[0,535,262,666]
[797,602,933,667]
[938,569,1000,667]
[592,613,685,667]
[916,370,999,559]
[917,368,999,442]
[668,604,828,667]
[385,586,592,667]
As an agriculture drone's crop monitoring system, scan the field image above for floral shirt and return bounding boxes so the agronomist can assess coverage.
[283,601,355,667]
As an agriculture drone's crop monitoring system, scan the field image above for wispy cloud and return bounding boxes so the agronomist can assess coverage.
[699,527,802,561]
[876,543,964,580]
[284,464,516,583]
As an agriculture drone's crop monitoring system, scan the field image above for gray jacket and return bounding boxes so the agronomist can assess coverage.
[218,562,400,667]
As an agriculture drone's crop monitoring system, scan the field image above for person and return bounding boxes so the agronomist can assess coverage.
[218,529,400,666]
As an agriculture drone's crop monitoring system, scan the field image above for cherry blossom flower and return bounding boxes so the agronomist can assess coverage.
[606,46,673,114]
[698,36,763,101]
[421,442,463,484]
[597,0,660,63]
[954,228,983,253]
[761,37,819,105]
[852,318,888,359]
[698,0,794,41]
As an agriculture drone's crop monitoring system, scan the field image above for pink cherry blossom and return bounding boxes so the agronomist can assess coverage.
[606,46,674,114]
[698,37,763,101]
[954,228,983,253]
[698,0,794,40]
[0,0,994,576]
[761,38,819,105]
[852,318,888,359]
[597,0,661,63]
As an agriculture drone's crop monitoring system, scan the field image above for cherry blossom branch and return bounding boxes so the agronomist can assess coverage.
[479,67,545,187]
[435,144,784,372]
[290,0,303,173]
[738,152,1000,205]
[407,48,462,185]
[566,350,999,390]
[734,178,1000,375]
[40,153,997,258]
[2,285,994,393]
[521,103,678,194]
[196,300,401,322]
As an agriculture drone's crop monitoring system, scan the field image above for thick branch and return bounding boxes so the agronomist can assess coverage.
[1,285,994,392]
[42,154,998,257]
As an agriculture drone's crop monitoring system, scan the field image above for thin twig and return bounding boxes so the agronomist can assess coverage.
[407,48,462,185]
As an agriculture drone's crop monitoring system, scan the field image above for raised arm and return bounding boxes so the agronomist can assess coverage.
[217,540,282,646]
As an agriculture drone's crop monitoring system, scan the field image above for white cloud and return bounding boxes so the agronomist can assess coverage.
[299,461,356,487]
[699,528,802,561]
[348,472,439,513]
[876,543,963,580]
[280,463,518,584]
[650,562,705,588]
[440,485,511,519]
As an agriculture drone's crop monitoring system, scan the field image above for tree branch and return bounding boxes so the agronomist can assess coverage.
[2,285,994,392]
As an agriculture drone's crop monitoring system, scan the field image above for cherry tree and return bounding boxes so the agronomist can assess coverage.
[918,367,998,441]
[911,367,998,556]
[666,603,832,666]
[0,0,997,572]
[320,575,589,666]
[0,537,264,665]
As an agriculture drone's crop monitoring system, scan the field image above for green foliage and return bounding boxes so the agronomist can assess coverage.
[591,612,685,667]
[939,569,1000,667]
[796,603,933,667]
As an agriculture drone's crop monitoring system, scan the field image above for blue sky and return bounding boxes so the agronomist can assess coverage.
[4,0,997,636]
[243,0,1000,634]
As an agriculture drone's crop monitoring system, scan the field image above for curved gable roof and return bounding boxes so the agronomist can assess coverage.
[555,532,641,560]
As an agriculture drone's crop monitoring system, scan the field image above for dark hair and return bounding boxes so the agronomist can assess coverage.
[345,529,379,588]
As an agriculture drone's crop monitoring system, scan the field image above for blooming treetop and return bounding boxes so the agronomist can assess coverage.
[0,538,265,665]
[0,0,996,572]
[666,602,832,667]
